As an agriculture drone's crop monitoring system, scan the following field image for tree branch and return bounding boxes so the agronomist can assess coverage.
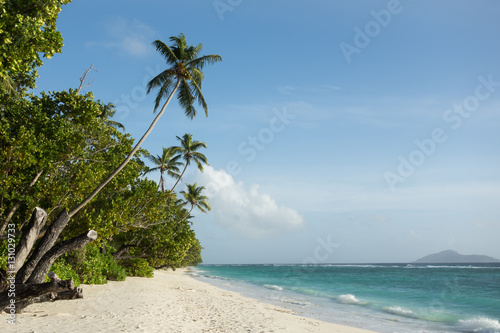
[27,230,98,284]
[77,64,96,94]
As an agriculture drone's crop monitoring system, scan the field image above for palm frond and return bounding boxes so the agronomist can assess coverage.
[145,154,161,165]
[144,166,160,174]
[150,75,176,111]
[152,40,178,64]
[189,68,204,86]
[190,79,208,116]
[177,78,197,119]
[187,54,222,70]
[167,170,181,179]
[169,34,188,60]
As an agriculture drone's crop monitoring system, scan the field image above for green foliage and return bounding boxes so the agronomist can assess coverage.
[0,0,72,94]
[61,244,126,284]
[47,259,81,286]
[0,89,145,238]
[119,258,154,278]
[0,29,215,284]
[0,242,7,272]
[180,238,203,267]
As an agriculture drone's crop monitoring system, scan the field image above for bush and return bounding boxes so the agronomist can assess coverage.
[48,260,82,286]
[119,258,154,278]
[59,243,126,284]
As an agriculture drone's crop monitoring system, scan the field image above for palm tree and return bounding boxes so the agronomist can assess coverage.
[179,183,210,223]
[145,147,182,192]
[171,133,208,191]
[97,101,125,130]
[68,34,221,217]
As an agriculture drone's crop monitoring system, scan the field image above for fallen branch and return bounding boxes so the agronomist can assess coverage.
[0,272,77,313]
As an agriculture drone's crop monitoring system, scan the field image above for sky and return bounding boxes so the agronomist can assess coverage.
[34,0,500,264]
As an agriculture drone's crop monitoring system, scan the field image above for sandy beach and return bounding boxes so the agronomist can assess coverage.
[2,269,378,333]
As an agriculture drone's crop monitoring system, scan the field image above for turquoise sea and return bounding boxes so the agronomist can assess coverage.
[190,264,500,333]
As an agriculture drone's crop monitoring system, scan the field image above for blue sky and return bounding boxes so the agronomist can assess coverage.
[36,0,500,263]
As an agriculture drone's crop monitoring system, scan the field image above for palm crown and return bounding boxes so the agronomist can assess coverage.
[145,147,182,192]
[147,34,222,118]
[171,133,208,191]
[181,183,211,214]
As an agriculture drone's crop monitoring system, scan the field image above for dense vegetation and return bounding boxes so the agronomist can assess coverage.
[0,0,220,286]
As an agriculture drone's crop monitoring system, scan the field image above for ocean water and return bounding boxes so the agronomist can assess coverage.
[189,264,500,333]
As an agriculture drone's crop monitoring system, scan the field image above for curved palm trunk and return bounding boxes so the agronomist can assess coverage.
[171,162,188,191]
[69,79,181,218]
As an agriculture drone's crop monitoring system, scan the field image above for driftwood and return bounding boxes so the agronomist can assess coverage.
[0,207,97,313]
[0,272,82,313]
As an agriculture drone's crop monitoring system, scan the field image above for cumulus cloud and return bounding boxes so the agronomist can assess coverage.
[87,17,156,57]
[195,166,305,238]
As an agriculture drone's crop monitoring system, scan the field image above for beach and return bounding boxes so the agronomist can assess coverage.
[2,269,377,333]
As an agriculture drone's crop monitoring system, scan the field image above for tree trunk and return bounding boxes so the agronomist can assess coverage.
[27,230,98,284]
[69,79,181,218]
[13,207,47,272]
[171,163,188,191]
[160,170,165,192]
[0,272,78,313]
[15,209,70,284]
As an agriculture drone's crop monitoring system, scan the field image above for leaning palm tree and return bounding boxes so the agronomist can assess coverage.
[171,133,208,191]
[145,147,182,192]
[69,34,221,217]
[178,183,210,223]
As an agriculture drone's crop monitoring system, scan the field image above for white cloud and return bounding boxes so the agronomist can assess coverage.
[195,166,305,238]
[88,17,156,57]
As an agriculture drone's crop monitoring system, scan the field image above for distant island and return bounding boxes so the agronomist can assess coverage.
[413,250,500,263]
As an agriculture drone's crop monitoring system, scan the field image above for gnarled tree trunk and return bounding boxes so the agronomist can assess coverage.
[0,207,97,314]
[15,209,70,285]
[13,207,47,272]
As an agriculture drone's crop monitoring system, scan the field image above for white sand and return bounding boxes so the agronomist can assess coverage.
[2,269,378,333]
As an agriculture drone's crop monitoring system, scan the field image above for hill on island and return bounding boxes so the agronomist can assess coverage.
[413,250,500,263]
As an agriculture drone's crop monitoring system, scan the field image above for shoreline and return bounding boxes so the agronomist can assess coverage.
[3,268,378,333]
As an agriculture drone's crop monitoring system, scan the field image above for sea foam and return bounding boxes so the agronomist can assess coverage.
[458,316,500,333]
[263,284,284,291]
[337,294,361,305]
[383,306,416,318]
